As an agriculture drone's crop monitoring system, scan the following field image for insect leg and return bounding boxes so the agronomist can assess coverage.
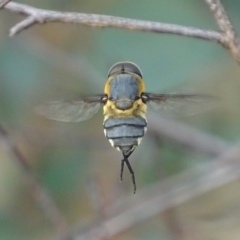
[120,159,124,182]
[124,157,136,194]
[120,149,133,181]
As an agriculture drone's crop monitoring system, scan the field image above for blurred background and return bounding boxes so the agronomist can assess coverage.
[1,0,240,239]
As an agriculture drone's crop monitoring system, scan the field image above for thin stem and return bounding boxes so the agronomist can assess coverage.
[0,0,11,9]
[0,125,70,238]
[205,0,240,63]
[4,2,224,44]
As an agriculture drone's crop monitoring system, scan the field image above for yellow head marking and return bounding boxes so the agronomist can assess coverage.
[103,97,147,121]
[104,75,115,96]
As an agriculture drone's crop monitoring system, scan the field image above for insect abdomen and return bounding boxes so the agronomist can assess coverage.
[103,117,147,154]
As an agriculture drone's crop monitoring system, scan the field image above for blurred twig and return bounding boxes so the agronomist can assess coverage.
[4,2,223,43]
[73,144,240,240]
[0,124,70,239]
[148,112,229,157]
[152,136,185,240]
[0,0,11,9]
[205,0,240,63]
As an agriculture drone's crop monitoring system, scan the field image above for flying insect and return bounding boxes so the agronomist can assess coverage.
[36,62,213,194]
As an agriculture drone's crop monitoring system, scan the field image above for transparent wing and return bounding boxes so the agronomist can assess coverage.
[144,93,217,116]
[35,95,104,122]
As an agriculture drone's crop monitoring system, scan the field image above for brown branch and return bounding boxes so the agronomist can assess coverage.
[0,0,11,9]
[205,0,240,63]
[73,144,240,240]
[0,125,70,239]
[3,2,224,44]
[3,1,240,64]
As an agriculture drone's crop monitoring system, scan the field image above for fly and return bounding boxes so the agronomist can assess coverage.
[36,62,214,194]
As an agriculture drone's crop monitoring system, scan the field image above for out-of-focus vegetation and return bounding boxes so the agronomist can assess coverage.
[1,0,240,239]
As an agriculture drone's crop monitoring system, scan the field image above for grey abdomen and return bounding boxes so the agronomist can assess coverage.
[103,117,147,155]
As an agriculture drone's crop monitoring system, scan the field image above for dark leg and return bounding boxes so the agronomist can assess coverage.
[124,157,136,194]
[119,147,136,194]
[120,159,124,182]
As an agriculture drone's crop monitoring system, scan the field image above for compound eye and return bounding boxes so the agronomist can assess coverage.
[108,62,142,78]
[101,95,108,104]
